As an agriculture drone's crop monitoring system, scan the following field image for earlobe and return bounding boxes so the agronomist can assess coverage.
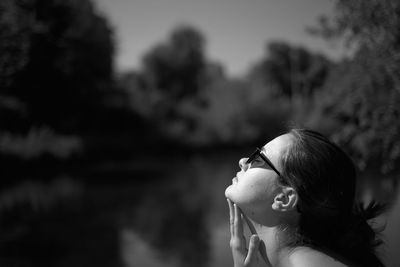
[272,188,298,212]
[272,193,285,211]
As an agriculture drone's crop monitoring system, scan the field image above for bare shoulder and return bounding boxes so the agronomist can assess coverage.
[285,246,354,267]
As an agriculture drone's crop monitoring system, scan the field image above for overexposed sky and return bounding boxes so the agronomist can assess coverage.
[93,0,342,76]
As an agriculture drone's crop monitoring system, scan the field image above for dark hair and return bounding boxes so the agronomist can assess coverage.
[279,129,385,267]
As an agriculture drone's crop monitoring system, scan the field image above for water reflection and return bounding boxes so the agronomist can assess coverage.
[0,176,122,267]
[121,173,210,267]
[119,151,240,267]
[1,150,400,267]
[121,229,180,267]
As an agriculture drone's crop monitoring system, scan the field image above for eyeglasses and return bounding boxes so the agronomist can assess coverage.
[246,147,281,177]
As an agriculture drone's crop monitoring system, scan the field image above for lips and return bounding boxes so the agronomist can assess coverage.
[232,177,238,184]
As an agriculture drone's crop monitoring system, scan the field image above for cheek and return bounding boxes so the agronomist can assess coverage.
[226,177,274,208]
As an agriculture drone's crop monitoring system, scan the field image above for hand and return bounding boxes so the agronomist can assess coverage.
[227,199,267,267]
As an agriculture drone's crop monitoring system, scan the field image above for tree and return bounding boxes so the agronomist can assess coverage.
[306,0,400,174]
[127,25,211,140]
[141,25,206,101]
[247,41,333,99]
[0,0,114,132]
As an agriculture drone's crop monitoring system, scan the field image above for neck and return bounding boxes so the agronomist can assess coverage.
[244,216,293,267]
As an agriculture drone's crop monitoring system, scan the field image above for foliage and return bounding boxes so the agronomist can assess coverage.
[0,127,82,159]
[120,26,335,147]
[126,26,209,141]
[141,25,206,100]
[305,0,400,174]
[120,26,289,146]
[175,78,258,145]
[309,0,399,51]
[121,26,232,144]
[244,41,333,141]
[0,0,115,131]
[247,41,333,99]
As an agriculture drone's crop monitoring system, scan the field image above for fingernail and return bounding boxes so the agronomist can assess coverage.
[252,235,259,243]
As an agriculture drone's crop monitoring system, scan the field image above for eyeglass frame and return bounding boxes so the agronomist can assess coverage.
[246,147,281,177]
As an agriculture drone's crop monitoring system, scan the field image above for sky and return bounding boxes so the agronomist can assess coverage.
[93,0,344,77]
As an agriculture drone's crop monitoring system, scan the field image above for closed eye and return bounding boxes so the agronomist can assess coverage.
[249,156,266,168]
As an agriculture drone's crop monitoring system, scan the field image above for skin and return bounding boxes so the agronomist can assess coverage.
[225,134,352,267]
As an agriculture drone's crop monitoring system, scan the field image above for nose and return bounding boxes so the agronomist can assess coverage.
[239,157,249,171]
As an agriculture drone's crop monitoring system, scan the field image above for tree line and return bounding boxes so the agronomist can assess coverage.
[0,0,399,175]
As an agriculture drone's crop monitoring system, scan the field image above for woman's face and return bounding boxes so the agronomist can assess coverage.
[225,133,293,217]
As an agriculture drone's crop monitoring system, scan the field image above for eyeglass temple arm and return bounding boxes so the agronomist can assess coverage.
[258,151,281,176]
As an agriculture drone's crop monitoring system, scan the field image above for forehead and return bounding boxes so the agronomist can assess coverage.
[261,134,293,163]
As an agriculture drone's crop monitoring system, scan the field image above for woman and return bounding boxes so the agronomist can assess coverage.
[225,129,385,267]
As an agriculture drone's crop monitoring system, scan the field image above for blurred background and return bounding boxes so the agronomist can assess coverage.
[0,0,399,266]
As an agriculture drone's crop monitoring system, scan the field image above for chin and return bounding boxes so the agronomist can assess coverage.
[225,184,237,200]
[225,187,240,205]
[224,185,231,199]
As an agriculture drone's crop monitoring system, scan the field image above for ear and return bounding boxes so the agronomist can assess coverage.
[272,187,298,212]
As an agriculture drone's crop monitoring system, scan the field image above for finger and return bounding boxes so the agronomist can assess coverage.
[227,199,234,235]
[244,235,260,265]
